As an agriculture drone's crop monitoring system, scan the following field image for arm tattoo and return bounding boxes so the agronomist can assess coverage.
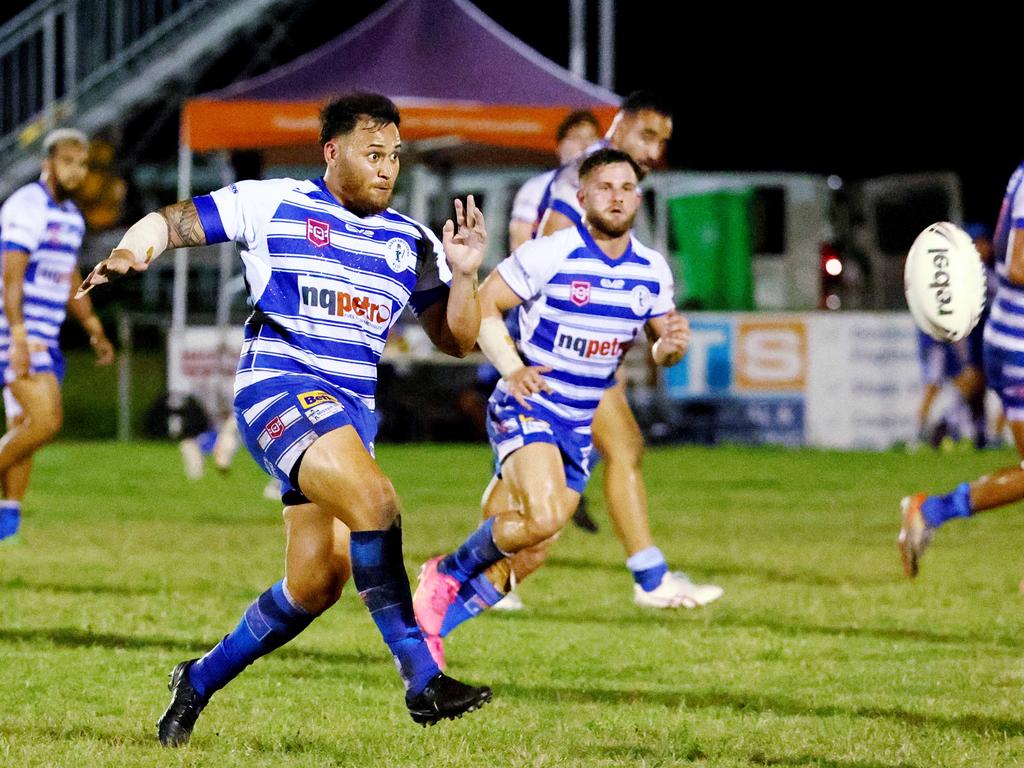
[160,200,207,248]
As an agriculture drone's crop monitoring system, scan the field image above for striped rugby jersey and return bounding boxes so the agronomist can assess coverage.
[193,177,452,411]
[0,180,85,352]
[984,161,1024,355]
[496,221,674,430]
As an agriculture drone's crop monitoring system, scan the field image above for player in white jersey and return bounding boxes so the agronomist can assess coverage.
[80,93,491,743]
[508,110,599,251]
[899,161,1024,577]
[0,129,115,541]
[498,92,724,608]
[413,149,693,667]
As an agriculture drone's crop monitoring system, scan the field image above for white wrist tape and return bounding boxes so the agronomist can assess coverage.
[478,316,525,378]
[652,338,682,366]
[115,212,169,266]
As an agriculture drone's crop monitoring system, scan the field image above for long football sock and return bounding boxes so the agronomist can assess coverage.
[438,518,506,583]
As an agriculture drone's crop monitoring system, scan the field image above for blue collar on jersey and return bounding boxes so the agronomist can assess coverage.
[575,219,647,267]
[311,176,346,208]
[35,178,76,211]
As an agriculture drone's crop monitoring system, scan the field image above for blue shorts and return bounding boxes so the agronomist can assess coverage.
[1,344,65,385]
[486,393,593,494]
[235,375,377,504]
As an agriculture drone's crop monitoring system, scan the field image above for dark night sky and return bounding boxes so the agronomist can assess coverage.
[2,1,1018,221]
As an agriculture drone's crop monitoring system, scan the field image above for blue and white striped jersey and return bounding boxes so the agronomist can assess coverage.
[984,162,1024,356]
[541,140,610,229]
[496,221,674,430]
[194,177,451,411]
[0,180,85,350]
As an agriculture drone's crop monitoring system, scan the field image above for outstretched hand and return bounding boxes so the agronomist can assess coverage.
[442,195,487,277]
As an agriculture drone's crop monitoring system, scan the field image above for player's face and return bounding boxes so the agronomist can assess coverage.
[613,109,672,175]
[579,162,641,238]
[557,122,599,164]
[327,118,401,216]
[44,141,88,197]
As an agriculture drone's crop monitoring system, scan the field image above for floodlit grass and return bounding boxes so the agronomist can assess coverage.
[2,441,1023,767]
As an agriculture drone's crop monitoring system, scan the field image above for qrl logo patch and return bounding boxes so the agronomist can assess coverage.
[298,390,338,409]
[306,218,331,248]
[265,416,285,440]
[570,280,591,307]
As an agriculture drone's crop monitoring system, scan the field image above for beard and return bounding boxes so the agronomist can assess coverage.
[347,188,393,217]
[52,174,83,201]
[586,208,636,238]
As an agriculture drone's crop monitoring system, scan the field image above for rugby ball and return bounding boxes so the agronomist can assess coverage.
[904,222,986,342]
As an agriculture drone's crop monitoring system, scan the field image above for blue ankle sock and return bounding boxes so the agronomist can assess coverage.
[627,546,669,592]
[921,482,973,528]
[0,501,21,540]
[440,573,504,637]
[350,523,438,695]
[189,579,314,699]
[439,518,506,583]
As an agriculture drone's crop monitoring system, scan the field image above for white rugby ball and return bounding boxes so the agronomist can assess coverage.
[904,222,986,342]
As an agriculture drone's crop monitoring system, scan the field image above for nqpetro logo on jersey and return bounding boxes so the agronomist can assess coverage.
[298,275,392,334]
[556,328,630,360]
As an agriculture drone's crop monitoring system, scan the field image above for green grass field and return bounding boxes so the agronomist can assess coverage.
[2,441,1023,767]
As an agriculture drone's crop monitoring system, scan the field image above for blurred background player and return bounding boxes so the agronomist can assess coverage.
[495,91,724,608]
[899,169,1024,577]
[0,128,115,541]
[508,109,600,251]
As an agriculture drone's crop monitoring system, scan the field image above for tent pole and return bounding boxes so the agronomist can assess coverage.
[569,0,586,79]
[167,139,193,439]
[173,141,192,333]
[598,0,615,90]
[215,151,235,329]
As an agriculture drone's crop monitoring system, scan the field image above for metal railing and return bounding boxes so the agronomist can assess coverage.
[0,0,212,157]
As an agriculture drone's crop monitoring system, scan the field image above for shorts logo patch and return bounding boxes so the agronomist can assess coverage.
[305,401,344,424]
[518,414,552,435]
[265,416,286,440]
[298,390,339,409]
[570,280,591,307]
[307,218,331,248]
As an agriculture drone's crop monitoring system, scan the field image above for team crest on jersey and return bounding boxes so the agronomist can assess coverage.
[306,218,331,248]
[384,237,414,272]
[297,390,339,409]
[630,285,652,315]
[570,280,591,307]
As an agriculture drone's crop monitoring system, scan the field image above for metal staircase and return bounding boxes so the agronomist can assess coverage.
[0,0,292,198]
